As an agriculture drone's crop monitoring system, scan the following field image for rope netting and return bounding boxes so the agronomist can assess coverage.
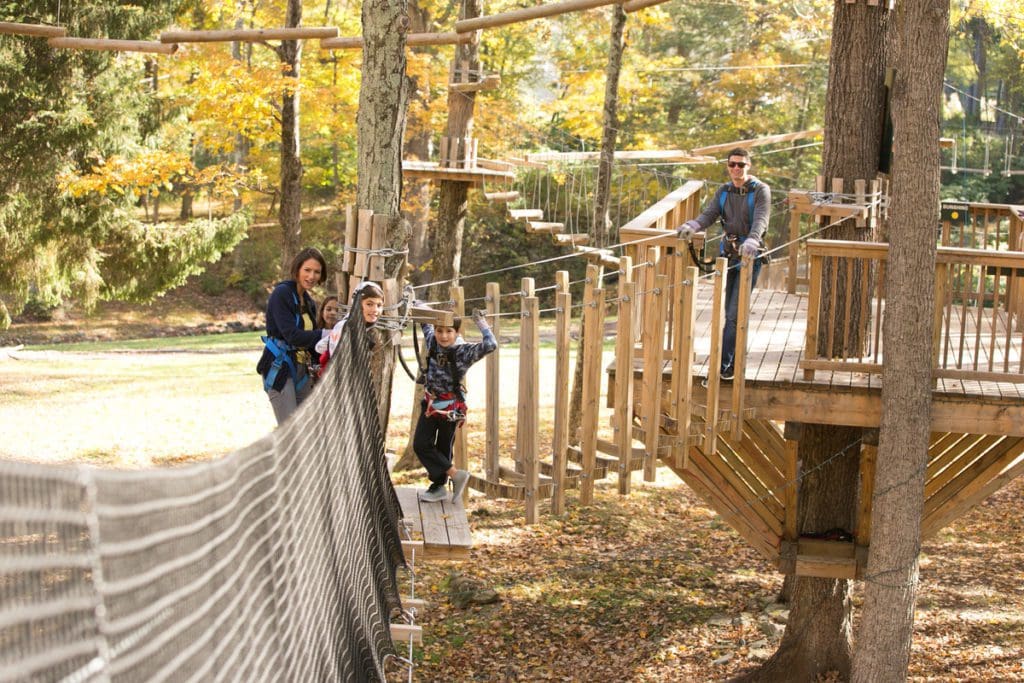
[0,306,407,682]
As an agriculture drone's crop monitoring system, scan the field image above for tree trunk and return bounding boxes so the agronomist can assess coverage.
[739,3,893,680]
[851,1,948,679]
[277,0,304,274]
[396,0,481,471]
[358,0,410,435]
[569,6,627,444]
[593,5,626,249]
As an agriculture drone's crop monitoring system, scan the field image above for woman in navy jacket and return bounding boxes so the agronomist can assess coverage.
[257,247,328,425]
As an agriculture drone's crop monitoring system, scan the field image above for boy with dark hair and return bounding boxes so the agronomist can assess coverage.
[414,309,497,503]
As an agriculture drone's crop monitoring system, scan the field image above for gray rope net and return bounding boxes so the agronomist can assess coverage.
[0,301,407,682]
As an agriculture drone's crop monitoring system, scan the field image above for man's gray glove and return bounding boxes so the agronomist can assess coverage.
[677,219,701,241]
[740,237,761,260]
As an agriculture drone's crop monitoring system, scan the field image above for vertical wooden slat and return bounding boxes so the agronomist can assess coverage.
[856,443,877,546]
[642,273,668,481]
[705,257,728,455]
[989,267,1001,372]
[858,259,871,357]
[783,437,798,541]
[730,256,754,440]
[932,263,948,375]
[520,295,540,524]
[485,282,501,482]
[941,262,953,369]
[804,253,823,380]
[826,256,839,359]
[515,277,535,472]
[368,214,388,281]
[788,210,801,294]
[551,274,571,515]
[615,280,636,495]
[354,208,373,278]
[579,286,605,505]
[1004,271,1015,373]
[957,263,969,368]
[439,135,449,167]
[674,266,698,469]
[973,262,985,370]
[841,259,854,362]
[451,285,467,487]
[342,203,356,273]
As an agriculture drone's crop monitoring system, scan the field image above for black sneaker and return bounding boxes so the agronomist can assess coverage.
[720,368,734,381]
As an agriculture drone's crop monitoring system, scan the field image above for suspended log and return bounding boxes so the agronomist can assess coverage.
[623,0,673,11]
[160,27,338,43]
[321,31,473,50]
[48,37,178,55]
[0,21,66,38]
[456,0,621,32]
[690,129,824,156]
[525,149,714,164]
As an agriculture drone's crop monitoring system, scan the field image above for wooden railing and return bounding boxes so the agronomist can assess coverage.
[800,239,1024,383]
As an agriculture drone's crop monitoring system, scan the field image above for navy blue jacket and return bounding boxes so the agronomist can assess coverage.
[257,281,321,390]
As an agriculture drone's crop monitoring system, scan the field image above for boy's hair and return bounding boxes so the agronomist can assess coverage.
[436,316,462,332]
[289,247,328,284]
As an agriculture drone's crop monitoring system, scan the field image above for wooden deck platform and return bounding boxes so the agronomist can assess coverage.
[402,160,515,186]
[394,485,472,561]
[611,285,1024,437]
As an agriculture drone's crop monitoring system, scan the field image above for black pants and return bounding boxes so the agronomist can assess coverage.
[413,408,458,486]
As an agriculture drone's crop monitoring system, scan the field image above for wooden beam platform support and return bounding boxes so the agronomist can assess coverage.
[0,21,66,38]
[390,624,423,645]
[525,149,715,164]
[409,306,454,327]
[456,0,622,32]
[322,31,473,50]
[450,74,501,92]
[691,129,824,156]
[48,37,178,54]
[402,160,514,186]
[160,27,339,43]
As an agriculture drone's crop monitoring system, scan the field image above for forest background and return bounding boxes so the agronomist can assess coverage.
[1,0,1023,331]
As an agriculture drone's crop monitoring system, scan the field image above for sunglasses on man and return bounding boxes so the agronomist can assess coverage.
[727,161,748,168]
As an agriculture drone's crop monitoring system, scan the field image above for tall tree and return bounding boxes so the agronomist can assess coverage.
[276,0,305,271]
[358,0,411,430]
[740,1,893,679]
[851,0,949,679]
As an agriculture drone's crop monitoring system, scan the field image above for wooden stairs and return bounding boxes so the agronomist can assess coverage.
[482,187,594,248]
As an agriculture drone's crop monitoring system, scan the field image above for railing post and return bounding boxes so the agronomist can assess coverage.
[932,263,948,388]
[731,255,754,439]
[705,257,728,455]
[788,210,800,294]
[520,295,539,524]
[673,265,698,469]
[515,277,535,473]
[579,286,605,505]
[641,273,668,480]
[551,272,571,515]
[804,250,823,380]
[615,278,635,494]
[451,285,467,485]
[485,282,501,482]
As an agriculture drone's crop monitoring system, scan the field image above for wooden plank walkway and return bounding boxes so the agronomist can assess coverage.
[394,486,471,561]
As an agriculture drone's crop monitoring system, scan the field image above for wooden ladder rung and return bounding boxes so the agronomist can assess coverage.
[484,190,520,202]
[553,233,589,246]
[509,208,544,220]
[402,597,429,613]
[526,221,564,234]
[390,623,423,644]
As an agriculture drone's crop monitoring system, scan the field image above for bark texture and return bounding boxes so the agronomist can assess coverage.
[593,5,626,249]
[358,0,411,434]
[277,0,304,273]
[851,0,949,679]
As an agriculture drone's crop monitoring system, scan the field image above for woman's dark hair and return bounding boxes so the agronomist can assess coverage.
[316,295,339,328]
[289,247,328,285]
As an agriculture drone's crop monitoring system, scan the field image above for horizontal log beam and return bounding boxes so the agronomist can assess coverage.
[160,27,338,43]
[690,129,824,156]
[623,0,673,11]
[525,149,714,163]
[321,31,473,50]
[456,0,622,32]
[48,37,178,54]
[0,21,66,37]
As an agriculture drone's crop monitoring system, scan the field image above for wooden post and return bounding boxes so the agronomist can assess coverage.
[730,255,754,439]
[856,442,877,546]
[673,265,699,469]
[788,210,801,294]
[451,285,467,492]
[804,252,823,380]
[514,277,536,474]
[552,272,571,514]
[641,273,668,480]
[353,208,373,284]
[520,295,540,523]
[368,213,388,281]
[485,282,501,482]
[932,262,948,384]
[579,286,605,505]
[705,257,728,455]
[339,204,356,300]
[615,279,635,494]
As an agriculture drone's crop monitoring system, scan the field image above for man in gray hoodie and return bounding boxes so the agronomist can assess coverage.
[678,147,771,381]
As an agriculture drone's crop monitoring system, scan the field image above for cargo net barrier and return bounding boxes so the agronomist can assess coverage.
[0,306,406,682]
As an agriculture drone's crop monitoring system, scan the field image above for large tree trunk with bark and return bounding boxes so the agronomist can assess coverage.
[358,0,410,434]
[738,3,892,680]
[277,0,304,274]
[568,6,628,445]
[851,1,948,679]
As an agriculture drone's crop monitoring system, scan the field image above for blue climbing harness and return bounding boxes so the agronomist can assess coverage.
[718,180,759,259]
[261,290,309,392]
